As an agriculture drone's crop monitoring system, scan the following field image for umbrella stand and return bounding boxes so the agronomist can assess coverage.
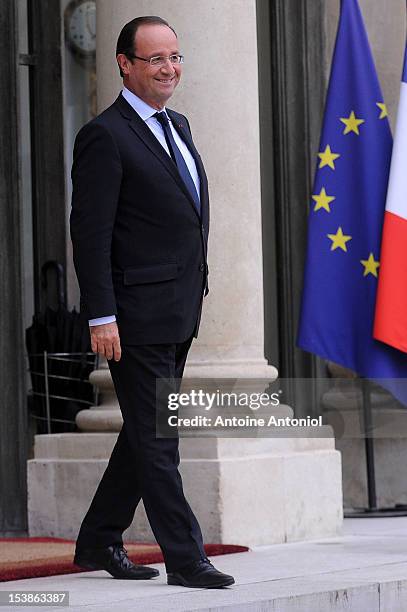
[26,260,98,433]
[43,351,51,434]
[28,351,99,433]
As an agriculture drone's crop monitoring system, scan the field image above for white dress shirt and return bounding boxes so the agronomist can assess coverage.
[89,87,200,327]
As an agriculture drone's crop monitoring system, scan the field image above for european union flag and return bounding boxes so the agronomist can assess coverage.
[297,0,407,402]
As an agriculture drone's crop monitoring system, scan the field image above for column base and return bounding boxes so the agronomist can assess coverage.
[75,359,279,432]
[324,388,407,509]
[27,428,343,545]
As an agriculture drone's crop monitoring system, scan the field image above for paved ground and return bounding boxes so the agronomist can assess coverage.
[3,518,407,611]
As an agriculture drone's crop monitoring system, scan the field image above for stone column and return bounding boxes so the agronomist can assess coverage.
[97,0,273,378]
[75,0,273,434]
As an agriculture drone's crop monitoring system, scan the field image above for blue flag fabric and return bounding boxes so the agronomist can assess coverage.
[297,0,407,402]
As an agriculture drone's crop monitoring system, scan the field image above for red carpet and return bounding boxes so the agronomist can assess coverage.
[0,538,248,582]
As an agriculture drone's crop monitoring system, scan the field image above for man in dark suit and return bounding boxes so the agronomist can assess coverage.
[70,16,234,588]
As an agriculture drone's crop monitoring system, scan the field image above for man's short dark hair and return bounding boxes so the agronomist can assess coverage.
[116,16,177,78]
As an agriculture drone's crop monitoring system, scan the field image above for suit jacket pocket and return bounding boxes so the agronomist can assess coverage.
[117,263,178,332]
[123,263,177,285]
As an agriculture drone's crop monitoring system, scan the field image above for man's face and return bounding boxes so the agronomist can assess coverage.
[117,24,181,110]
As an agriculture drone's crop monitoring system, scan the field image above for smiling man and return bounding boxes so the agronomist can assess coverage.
[70,16,234,589]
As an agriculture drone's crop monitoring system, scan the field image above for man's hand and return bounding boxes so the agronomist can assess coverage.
[90,321,122,361]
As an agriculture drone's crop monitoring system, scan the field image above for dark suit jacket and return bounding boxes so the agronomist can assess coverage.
[70,93,209,345]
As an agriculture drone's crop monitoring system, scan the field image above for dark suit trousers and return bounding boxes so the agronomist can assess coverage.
[75,337,206,572]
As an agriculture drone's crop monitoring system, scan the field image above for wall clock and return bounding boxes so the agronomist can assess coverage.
[64,0,96,65]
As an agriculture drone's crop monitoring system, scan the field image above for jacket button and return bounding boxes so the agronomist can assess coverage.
[199,263,205,272]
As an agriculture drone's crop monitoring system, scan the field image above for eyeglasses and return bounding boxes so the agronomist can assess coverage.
[128,53,184,67]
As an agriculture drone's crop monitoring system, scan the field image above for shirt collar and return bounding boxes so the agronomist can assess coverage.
[122,87,167,121]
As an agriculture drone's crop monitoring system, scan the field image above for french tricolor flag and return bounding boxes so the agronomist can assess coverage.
[374,45,407,352]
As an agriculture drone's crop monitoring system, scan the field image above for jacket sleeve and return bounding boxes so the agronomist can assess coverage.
[70,121,122,319]
[182,113,210,297]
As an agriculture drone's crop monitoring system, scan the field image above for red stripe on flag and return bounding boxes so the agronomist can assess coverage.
[374,210,407,352]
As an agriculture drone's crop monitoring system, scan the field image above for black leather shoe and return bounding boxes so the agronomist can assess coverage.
[167,557,235,588]
[74,544,159,580]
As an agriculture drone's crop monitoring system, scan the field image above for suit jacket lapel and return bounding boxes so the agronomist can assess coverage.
[115,95,201,219]
[167,109,209,225]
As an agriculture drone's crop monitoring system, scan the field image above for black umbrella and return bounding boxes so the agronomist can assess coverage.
[26,260,97,433]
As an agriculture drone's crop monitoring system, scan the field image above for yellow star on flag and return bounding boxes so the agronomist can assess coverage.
[318,145,340,170]
[376,102,388,119]
[327,227,352,252]
[312,187,335,212]
[340,111,365,135]
[360,253,380,277]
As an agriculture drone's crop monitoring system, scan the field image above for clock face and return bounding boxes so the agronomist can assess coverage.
[65,0,96,59]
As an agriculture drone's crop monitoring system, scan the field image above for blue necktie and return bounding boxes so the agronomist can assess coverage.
[154,112,201,214]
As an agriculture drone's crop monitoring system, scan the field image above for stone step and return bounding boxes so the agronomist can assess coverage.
[5,528,407,611]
